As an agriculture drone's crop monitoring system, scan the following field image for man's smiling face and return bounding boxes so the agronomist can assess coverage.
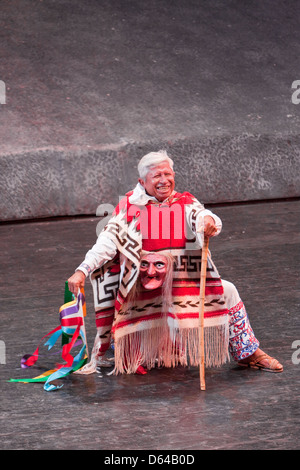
[139,162,175,202]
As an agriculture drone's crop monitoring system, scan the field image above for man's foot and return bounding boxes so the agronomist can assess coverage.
[238,348,283,373]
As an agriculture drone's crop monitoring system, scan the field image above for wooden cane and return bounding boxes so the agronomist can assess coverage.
[199,235,209,391]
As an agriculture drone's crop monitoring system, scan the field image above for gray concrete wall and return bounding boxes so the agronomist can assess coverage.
[1,0,300,221]
[1,135,300,221]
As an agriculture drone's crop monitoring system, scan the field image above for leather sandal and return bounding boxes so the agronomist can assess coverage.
[238,353,283,373]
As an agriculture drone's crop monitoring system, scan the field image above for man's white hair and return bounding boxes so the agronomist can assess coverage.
[138,150,174,180]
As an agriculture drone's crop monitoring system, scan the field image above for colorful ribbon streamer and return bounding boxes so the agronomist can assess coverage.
[9,286,88,391]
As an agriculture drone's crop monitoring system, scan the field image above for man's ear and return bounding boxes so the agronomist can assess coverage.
[138,178,145,188]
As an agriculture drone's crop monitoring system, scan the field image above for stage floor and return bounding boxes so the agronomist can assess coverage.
[1,199,299,450]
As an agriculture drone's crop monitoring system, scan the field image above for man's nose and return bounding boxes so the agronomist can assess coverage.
[159,174,168,184]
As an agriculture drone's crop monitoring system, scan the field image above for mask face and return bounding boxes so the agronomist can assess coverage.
[139,253,168,290]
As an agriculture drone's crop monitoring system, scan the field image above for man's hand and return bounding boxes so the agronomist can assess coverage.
[67,270,86,297]
[203,215,218,237]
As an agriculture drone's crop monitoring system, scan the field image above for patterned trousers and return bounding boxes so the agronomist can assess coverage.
[222,280,259,361]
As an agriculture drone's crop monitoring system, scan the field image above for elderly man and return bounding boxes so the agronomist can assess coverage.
[68,150,283,375]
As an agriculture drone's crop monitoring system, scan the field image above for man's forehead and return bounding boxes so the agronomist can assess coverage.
[147,163,174,175]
